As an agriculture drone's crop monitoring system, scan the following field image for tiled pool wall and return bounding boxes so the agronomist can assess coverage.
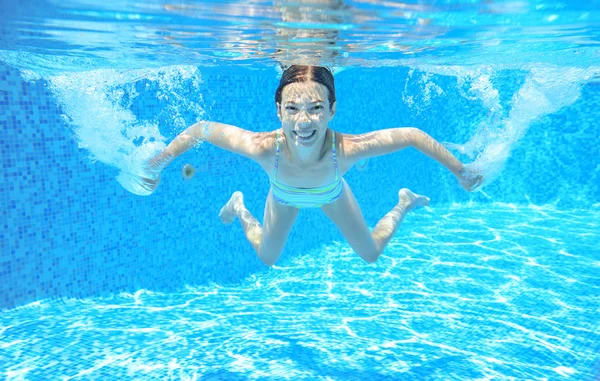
[1,64,598,309]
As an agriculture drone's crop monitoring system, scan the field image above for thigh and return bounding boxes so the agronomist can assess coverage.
[320,180,377,259]
[260,188,300,263]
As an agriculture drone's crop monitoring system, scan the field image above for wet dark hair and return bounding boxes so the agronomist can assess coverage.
[275,65,336,109]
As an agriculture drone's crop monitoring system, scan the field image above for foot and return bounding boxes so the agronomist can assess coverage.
[398,188,430,212]
[219,191,244,224]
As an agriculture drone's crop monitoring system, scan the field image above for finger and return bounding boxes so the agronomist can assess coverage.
[471,177,483,191]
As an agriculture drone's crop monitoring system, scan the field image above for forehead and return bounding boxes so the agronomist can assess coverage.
[281,81,329,102]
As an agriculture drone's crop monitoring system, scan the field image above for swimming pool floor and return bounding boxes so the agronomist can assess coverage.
[2,204,599,380]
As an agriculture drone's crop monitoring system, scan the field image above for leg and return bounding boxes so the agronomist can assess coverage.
[321,181,429,263]
[219,189,299,266]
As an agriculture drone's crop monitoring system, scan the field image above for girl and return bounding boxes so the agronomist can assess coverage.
[145,65,482,266]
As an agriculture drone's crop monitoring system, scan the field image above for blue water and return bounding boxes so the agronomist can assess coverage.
[2,204,599,380]
[1,0,600,380]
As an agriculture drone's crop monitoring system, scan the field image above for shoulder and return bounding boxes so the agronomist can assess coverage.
[249,129,279,164]
[335,130,380,159]
[333,130,368,169]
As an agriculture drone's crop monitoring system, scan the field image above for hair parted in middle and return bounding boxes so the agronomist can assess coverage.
[275,65,336,108]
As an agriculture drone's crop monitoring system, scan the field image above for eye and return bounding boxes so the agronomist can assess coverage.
[285,105,298,112]
[313,105,323,110]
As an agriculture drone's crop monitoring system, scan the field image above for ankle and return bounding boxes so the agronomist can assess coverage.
[395,203,408,215]
[232,201,243,215]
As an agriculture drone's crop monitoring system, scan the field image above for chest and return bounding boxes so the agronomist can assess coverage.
[264,150,350,188]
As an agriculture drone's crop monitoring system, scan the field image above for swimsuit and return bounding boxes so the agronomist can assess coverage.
[270,129,344,208]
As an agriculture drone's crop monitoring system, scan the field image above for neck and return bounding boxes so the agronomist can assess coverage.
[283,129,329,166]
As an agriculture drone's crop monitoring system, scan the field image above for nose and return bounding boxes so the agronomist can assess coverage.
[297,110,311,126]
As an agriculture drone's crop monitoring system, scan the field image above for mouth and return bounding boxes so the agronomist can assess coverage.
[293,130,316,142]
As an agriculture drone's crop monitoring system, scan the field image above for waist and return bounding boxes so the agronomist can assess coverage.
[270,178,344,208]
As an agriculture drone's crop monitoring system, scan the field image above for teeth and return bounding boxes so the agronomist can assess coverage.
[296,130,314,138]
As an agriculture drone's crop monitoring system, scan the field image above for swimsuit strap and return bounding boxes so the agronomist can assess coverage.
[332,130,339,181]
[274,129,280,181]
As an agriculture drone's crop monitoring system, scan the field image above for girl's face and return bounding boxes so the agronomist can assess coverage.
[277,81,336,150]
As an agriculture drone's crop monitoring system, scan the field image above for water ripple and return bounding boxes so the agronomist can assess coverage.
[1,204,599,380]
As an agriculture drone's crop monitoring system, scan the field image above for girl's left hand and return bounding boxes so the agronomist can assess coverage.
[458,165,484,192]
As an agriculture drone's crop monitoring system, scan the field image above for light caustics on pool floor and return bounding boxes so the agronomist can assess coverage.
[1,204,599,381]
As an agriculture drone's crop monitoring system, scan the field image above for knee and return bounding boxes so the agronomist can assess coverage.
[352,243,381,264]
[359,251,380,264]
[258,245,282,267]
[260,257,278,267]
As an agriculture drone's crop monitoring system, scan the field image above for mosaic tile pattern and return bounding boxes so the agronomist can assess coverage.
[1,204,599,380]
[1,64,599,309]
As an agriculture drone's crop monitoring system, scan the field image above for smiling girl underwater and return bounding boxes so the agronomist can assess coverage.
[145,65,482,266]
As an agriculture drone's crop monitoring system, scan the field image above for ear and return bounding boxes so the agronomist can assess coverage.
[276,102,282,121]
[329,101,337,119]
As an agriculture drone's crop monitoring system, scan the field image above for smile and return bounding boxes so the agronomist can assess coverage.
[293,130,316,141]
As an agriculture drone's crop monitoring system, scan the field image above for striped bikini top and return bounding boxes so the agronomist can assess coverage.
[270,129,344,209]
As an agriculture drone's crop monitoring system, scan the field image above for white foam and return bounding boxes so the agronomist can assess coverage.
[46,66,205,195]
[416,64,599,189]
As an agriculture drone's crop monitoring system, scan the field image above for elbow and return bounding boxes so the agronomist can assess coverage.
[406,127,426,145]
[397,127,425,148]
[179,133,198,147]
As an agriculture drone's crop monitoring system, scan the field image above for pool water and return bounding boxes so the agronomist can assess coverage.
[3,204,599,380]
[2,0,600,380]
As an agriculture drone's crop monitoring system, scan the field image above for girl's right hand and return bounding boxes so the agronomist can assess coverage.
[118,144,168,196]
[139,155,166,193]
[139,174,161,193]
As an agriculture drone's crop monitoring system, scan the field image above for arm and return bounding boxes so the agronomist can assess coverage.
[139,121,269,194]
[404,128,464,176]
[344,127,482,191]
[149,121,269,171]
[406,128,484,191]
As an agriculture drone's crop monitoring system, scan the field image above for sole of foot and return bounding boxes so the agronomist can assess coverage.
[399,188,430,212]
[219,191,243,224]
